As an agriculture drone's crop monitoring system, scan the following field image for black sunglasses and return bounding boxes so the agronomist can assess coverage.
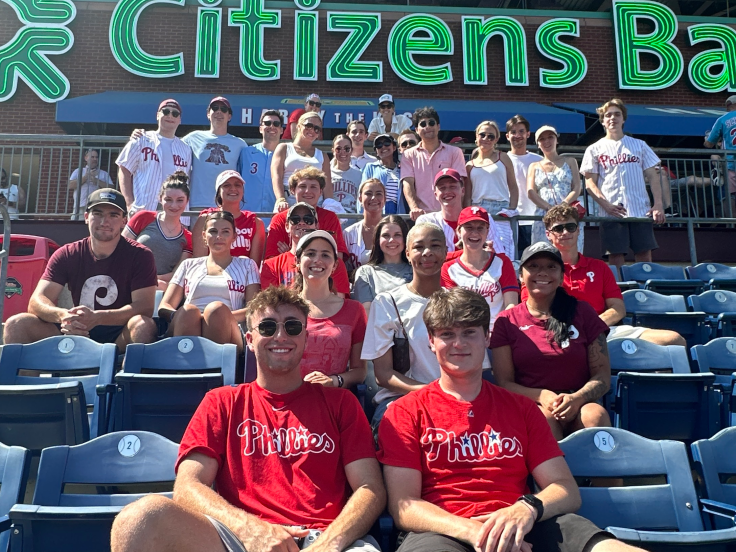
[379,103,394,109]
[210,105,230,114]
[303,122,322,133]
[478,132,497,140]
[375,140,393,149]
[549,222,579,234]
[262,120,282,127]
[256,319,304,337]
[161,108,180,118]
[288,214,316,225]
[418,119,437,128]
[308,100,322,108]
[400,140,417,148]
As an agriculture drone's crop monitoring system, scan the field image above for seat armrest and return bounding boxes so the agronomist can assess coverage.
[0,515,11,532]
[701,498,736,525]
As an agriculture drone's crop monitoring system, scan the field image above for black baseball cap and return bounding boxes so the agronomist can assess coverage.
[519,242,563,270]
[86,188,126,213]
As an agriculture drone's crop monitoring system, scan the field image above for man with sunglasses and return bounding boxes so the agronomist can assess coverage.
[520,204,684,347]
[111,285,385,552]
[367,94,412,141]
[118,99,192,216]
[238,110,284,216]
[283,93,323,141]
[261,202,350,294]
[397,130,419,154]
[402,107,468,220]
[347,121,377,171]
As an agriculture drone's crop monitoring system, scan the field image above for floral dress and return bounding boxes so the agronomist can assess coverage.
[531,162,584,251]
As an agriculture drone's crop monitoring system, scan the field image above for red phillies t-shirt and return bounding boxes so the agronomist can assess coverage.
[265,207,348,260]
[177,382,376,529]
[199,208,259,258]
[520,255,622,316]
[260,251,351,295]
[282,108,305,141]
[42,237,157,310]
[489,301,609,393]
[300,299,367,377]
[377,380,562,518]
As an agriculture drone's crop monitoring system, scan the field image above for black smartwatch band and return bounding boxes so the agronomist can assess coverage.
[336,374,344,388]
[518,494,544,523]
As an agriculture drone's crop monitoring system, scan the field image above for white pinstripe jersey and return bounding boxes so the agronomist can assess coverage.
[171,256,260,311]
[580,136,659,218]
[116,131,192,211]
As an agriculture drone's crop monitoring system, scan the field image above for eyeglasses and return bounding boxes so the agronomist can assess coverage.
[288,214,316,225]
[418,119,437,128]
[303,122,322,133]
[308,100,322,108]
[379,103,393,109]
[400,140,417,148]
[375,140,393,149]
[161,109,180,118]
[256,319,305,337]
[210,105,230,114]
[549,222,579,234]
[334,146,352,153]
[261,120,282,127]
[478,132,497,140]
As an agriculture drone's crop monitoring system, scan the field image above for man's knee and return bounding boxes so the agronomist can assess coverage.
[580,403,611,428]
[4,313,57,344]
[640,329,686,347]
[112,495,176,548]
[126,315,157,343]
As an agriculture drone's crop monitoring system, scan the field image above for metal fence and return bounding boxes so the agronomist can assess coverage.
[0,134,733,221]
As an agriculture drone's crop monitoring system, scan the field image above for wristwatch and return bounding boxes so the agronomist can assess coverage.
[517,494,544,523]
[336,374,344,388]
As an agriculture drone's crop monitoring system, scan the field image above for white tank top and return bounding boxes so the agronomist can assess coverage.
[189,274,233,312]
[283,143,324,196]
[470,159,509,203]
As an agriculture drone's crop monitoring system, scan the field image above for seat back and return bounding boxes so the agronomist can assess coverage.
[608,338,691,375]
[622,289,687,314]
[0,443,30,552]
[559,428,705,532]
[692,427,736,529]
[122,337,237,385]
[32,430,178,507]
[622,263,687,282]
[688,290,736,315]
[687,263,736,281]
[691,338,736,376]
[616,372,721,442]
[0,336,116,442]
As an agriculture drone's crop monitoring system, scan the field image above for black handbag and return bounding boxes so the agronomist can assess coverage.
[389,294,411,375]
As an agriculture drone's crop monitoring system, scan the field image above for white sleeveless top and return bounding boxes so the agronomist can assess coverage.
[470,159,509,203]
[282,143,324,196]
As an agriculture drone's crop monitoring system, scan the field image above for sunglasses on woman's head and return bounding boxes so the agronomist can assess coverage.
[418,119,437,128]
[161,108,180,118]
[256,319,304,337]
[303,122,322,133]
[549,222,578,234]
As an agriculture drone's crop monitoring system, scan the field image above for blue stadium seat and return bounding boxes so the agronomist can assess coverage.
[608,264,639,292]
[621,262,705,296]
[689,290,736,338]
[560,427,736,549]
[692,428,736,530]
[103,337,237,442]
[0,444,30,552]
[6,431,177,552]
[614,372,721,442]
[687,263,736,292]
[622,289,709,351]
[691,338,736,427]
[0,336,116,454]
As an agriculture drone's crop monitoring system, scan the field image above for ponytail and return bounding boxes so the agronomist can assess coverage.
[546,287,578,346]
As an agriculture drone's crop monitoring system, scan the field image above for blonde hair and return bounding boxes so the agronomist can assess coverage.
[358,178,385,198]
[475,120,501,137]
[298,111,322,126]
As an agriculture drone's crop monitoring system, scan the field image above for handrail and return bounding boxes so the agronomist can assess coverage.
[0,204,11,343]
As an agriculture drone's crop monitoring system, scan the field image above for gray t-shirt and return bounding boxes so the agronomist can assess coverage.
[351,262,413,303]
[126,211,192,275]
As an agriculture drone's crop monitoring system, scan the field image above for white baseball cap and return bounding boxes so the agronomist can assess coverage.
[726,95,736,106]
[535,125,559,143]
[378,94,393,104]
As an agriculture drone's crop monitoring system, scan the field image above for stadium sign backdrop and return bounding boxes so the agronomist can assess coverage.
[1,0,735,103]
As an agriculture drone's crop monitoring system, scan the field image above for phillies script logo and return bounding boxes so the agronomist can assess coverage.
[173,154,188,168]
[227,279,245,293]
[598,153,641,170]
[237,419,335,457]
[473,281,501,302]
[142,147,159,162]
[422,427,523,463]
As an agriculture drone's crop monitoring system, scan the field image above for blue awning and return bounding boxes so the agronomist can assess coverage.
[554,102,726,136]
[56,91,585,133]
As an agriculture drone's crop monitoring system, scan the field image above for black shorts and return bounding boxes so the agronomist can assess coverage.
[54,324,125,345]
[397,514,612,552]
[600,220,658,256]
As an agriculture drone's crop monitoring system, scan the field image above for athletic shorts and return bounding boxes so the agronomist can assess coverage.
[397,514,611,552]
[206,516,381,552]
[607,325,647,340]
[54,323,125,345]
[599,220,658,256]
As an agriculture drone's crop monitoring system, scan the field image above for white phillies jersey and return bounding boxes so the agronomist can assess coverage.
[580,136,659,219]
[441,253,519,331]
[116,131,192,211]
[415,210,508,258]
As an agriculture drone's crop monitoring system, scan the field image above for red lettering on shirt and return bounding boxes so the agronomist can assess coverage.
[598,153,641,171]
[173,154,188,168]
[227,279,245,293]
[237,419,335,457]
[142,147,160,162]
[422,427,523,463]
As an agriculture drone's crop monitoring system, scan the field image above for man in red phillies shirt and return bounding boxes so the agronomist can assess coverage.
[521,203,684,346]
[261,203,351,295]
[377,287,644,552]
[111,286,385,552]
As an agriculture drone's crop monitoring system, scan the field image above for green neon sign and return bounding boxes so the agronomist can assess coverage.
[536,18,587,88]
[462,16,527,86]
[4,0,74,24]
[688,24,736,93]
[612,0,683,90]
[196,6,221,78]
[294,11,318,80]
[326,12,381,82]
[228,0,281,81]
[388,14,453,86]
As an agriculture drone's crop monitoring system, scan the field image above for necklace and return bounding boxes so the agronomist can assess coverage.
[527,303,551,317]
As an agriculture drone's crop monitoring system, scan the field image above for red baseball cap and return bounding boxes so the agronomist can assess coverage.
[158,99,182,112]
[209,96,231,110]
[457,206,490,227]
[434,168,463,187]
